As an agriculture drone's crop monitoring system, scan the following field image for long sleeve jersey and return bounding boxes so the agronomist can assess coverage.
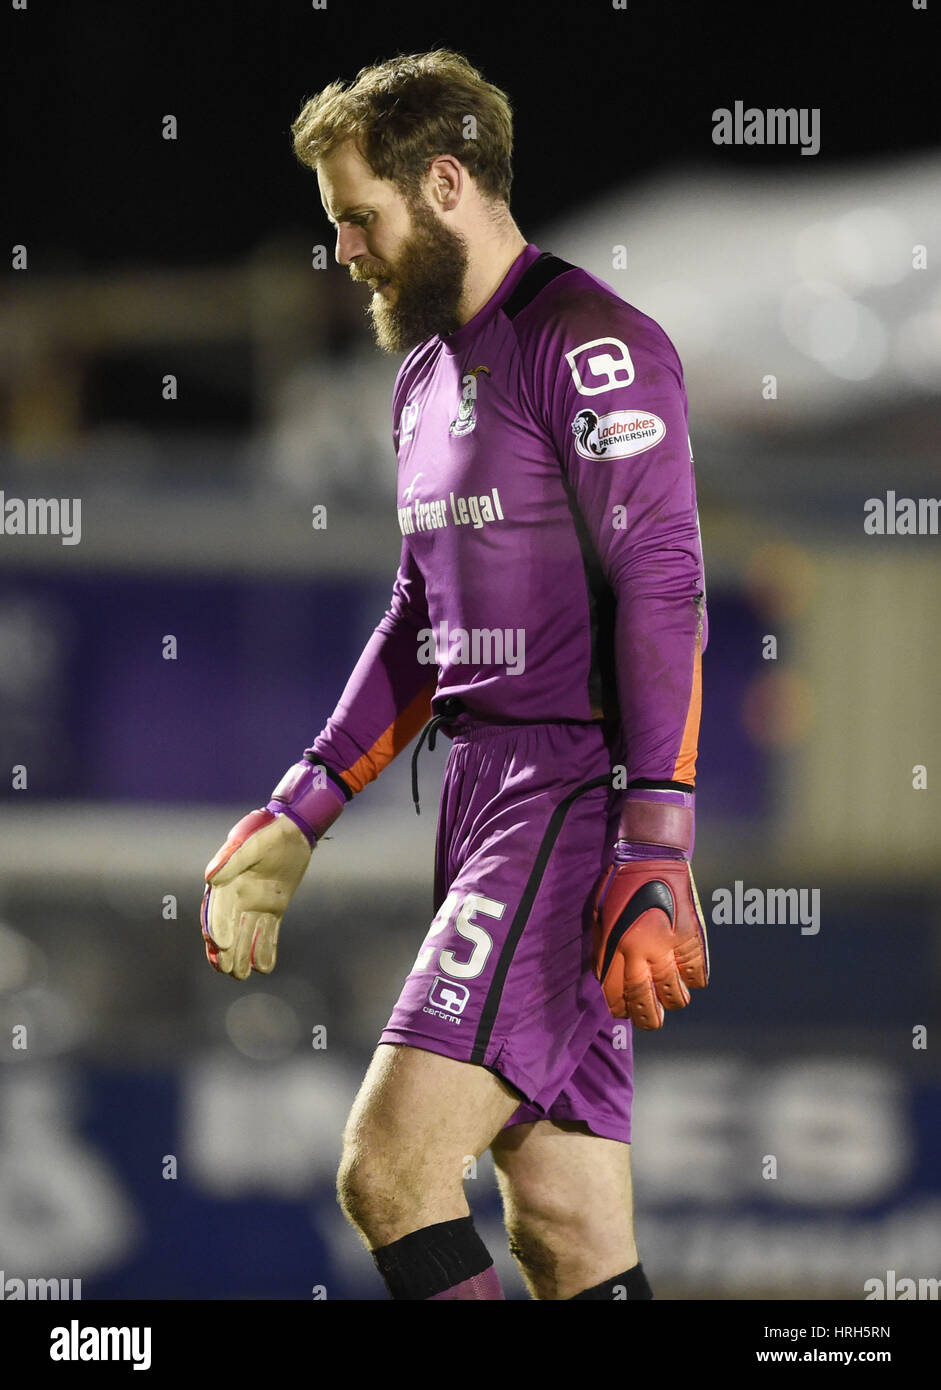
[306,242,707,798]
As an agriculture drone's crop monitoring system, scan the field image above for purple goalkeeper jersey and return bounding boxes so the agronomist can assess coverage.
[307,243,706,796]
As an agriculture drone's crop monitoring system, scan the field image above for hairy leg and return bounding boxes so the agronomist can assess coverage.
[491,1118,639,1300]
[337,1042,521,1249]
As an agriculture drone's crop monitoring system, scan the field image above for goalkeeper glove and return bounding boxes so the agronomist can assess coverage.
[200,759,347,980]
[592,789,709,1028]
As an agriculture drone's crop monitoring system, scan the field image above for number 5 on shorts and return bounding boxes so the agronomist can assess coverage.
[412,890,505,980]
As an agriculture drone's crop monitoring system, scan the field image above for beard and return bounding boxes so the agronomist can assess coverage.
[354,197,469,353]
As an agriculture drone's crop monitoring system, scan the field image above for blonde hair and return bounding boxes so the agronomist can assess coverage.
[292,49,514,205]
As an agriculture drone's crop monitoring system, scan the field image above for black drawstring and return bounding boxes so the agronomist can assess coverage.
[411,698,464,814]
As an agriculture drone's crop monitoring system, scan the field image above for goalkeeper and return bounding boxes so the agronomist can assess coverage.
[201,49,709,1302]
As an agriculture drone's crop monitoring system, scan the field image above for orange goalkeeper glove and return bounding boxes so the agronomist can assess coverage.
[592,789,709,1028]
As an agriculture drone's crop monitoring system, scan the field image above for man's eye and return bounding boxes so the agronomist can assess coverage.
[330,213,372,231]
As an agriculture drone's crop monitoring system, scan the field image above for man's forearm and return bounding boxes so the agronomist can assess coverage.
[305,620,436,795]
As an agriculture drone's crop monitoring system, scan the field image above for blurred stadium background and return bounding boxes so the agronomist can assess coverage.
[1,1,939,1299]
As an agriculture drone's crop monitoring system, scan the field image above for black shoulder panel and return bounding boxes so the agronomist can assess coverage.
[501,251,575,322]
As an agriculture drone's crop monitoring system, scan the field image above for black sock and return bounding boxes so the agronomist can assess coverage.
[371,1215,494,1300]
[569,1262,653,1300]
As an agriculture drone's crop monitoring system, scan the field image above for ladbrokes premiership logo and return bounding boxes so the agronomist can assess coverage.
[571,407,666,460]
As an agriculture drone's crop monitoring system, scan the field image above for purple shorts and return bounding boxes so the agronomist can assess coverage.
[379,717,634,1143]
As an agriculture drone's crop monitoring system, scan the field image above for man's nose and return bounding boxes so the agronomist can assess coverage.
[335,224,368,266]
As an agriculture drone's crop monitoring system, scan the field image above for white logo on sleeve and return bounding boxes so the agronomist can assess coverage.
[565,337,635,395]
[571,408,666,459]
[400,399,420,440]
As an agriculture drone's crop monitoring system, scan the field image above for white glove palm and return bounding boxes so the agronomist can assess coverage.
[201,809,312,980]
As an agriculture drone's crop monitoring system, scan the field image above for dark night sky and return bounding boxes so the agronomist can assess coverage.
[4,0,940,269]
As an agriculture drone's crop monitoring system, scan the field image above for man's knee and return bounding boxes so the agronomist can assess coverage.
[336,1139,365,1223]
[493,1121,636,1241]
[337,1044,519,1240]
[337,1140,386,1233]
[336,1127,468,1244]
[503,1203,639,1300]
[503,1195,598,1265]
[505,1213,563,1287]
[337,1127,417,1229]
[494,1138,638,1294]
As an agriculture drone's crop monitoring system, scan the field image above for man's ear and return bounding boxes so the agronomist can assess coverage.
[426,154,464,212]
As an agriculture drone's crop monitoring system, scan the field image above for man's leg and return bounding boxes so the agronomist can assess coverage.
[491,1118,648,1301]
[337,1041,521,1298]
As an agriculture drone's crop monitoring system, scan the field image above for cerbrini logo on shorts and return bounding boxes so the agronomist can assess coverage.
[428,977,470,1015]
[571,408,666,459]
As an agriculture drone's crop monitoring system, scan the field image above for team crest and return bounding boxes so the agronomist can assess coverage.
[449,364,491,436]
[571,407,666,459]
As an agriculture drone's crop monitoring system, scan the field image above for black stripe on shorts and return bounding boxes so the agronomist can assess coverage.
[470,773,612,1065]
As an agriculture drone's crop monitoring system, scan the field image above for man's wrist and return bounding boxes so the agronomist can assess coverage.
[616,787,695,858]
[266,759,349,847]
[614,840,687,863]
